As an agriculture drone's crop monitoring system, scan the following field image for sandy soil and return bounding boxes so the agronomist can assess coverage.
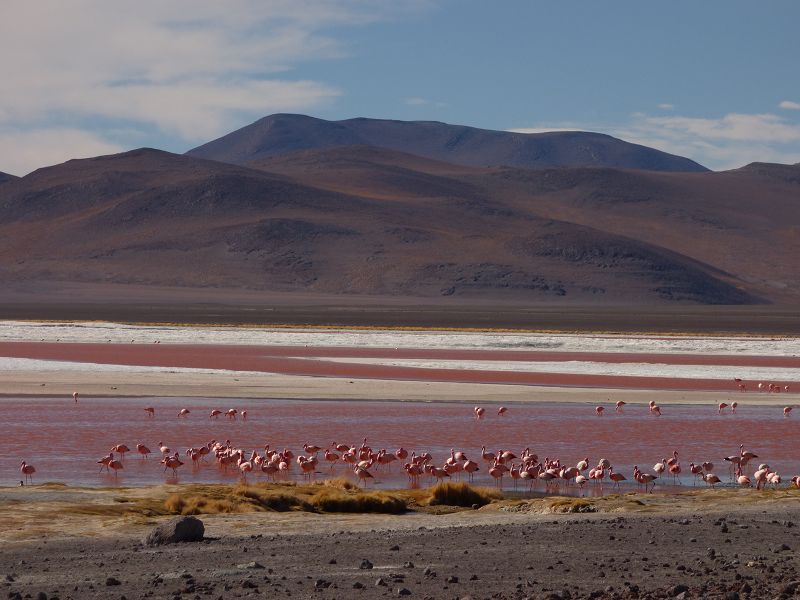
[1,485,799,599]
[2,368,798,406]
[1,342,798,396]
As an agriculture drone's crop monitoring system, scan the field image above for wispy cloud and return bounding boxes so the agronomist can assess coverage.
[511,110,800,170]
[404,97,447,108]
[0,1,409,174]
[780,100,800,110]
[657,103,675,110]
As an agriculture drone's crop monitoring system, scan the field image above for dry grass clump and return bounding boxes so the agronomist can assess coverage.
[310,488,406,514]
[163,481,408,515]
[548,498,597,513]
[425,482,502,508]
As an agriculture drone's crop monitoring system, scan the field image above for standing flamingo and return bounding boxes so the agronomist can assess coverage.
[136,444,151,459]
[108,458,124,477]
[595,406,605,416]
[497,406,508,416]
[209,409,222,419]
[731,401,738,414]
[784,406,793,418]
[178,408,190,418]
[615,400,626,413]
[73,391,79,403]
[718,402,728,414]
[144,407,155,417]
[474,406,485,420]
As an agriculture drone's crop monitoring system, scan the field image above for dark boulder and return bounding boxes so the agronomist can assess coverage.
[144,516,204,546]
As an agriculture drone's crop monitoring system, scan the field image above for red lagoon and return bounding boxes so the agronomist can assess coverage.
[4,397,798,492]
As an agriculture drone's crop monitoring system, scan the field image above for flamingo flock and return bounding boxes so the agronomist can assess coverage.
[15,393,798,491]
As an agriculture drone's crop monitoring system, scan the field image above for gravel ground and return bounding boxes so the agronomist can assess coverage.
[2,505,799,600]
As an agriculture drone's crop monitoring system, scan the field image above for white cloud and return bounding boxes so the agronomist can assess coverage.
[404,97,447,108]
[657,103,675,110]
[0,0,412,174]
[510,111,800,170]
[780,100,800,110]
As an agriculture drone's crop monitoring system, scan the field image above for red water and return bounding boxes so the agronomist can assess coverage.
[4,397,798,493]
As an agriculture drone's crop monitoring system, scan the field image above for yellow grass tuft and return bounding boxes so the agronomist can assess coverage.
[425,482,502,508]
[548,498,597,513]
[310,488,407,514]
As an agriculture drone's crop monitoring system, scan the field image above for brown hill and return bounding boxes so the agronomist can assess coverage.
[0,171,18,184]
[186,114,708,172]
[1,146,797,307]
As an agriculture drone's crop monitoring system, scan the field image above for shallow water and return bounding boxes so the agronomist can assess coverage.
[4,397,797,492]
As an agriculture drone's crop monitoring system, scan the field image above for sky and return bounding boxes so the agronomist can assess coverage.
[2,0,799,175]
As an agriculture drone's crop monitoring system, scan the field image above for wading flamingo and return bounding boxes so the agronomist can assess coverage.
[497,406,508,416]
[784,406,793,418]
[615,400,625,413]
[144,407,155,417]
[595,406,605,416]
[178,408,190,418]
[73,391,79,403]
[474,406,485,420]
[718,402,728,414]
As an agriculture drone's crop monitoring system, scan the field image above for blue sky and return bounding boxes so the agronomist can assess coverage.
[2,0,799,174]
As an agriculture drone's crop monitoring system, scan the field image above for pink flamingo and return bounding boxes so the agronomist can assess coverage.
[615,400,626,413]
[354,466,374,486]
[703,473,721,488]
[784,406,793,418]
[73,391,79,403]
[241,410,248,420]
[575,475,588,495]
[225,409,238,420]
[609,467,626,489]
[108,458,124,477]
[463,459,480,482]
[718,402,728,414]
[209,409,222,419]
[136,444,151,459]
[178,408,190,418]
[497,406,508,416]
[111,444,130,460]
[144,407,155,417]
[474,406,485,420]
[737,475,752,487]
[97,453,113,472]
[731,401,738,413]
[595,406,605,416]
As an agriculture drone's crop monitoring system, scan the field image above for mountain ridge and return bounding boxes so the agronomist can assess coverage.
[186,113,709,173]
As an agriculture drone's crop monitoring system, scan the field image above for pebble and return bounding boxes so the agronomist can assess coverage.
[360,559,374,570]
[105,577,121,586]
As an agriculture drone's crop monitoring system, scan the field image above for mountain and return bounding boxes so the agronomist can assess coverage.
[0,171,18,184]
[186,114,709,172]
[2,146,795,306]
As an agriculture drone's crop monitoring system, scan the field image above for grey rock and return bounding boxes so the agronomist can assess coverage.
[144,517,204,546]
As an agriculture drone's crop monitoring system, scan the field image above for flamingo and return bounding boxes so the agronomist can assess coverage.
[108,458,124,477]
[608,467,626,489]
[474,406,485,420]
[135,443,151,459]
[178,408,190,418]
[225,409,238,420]
[615,400,626,413]
[737,475,752,487]
[111,444,130,460]
[463,459,480,482]
[209,409,222,419]
[595,406,605,416]
[718,402,728,414]
[489,462,505,488]
[731,401,738,413]
[97,453,113,472]
[73,391,79,403]
[703,473,721,488]
[144,407,155,417]
[354,466,374,486]
[790,476,800,489]
[241,410,248,420]
[784,406,793,418]
[158,441,171,455]
[497,406,508,416]
[651,405,662,416]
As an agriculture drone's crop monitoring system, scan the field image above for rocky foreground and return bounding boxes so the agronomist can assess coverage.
[2,504,799,600]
